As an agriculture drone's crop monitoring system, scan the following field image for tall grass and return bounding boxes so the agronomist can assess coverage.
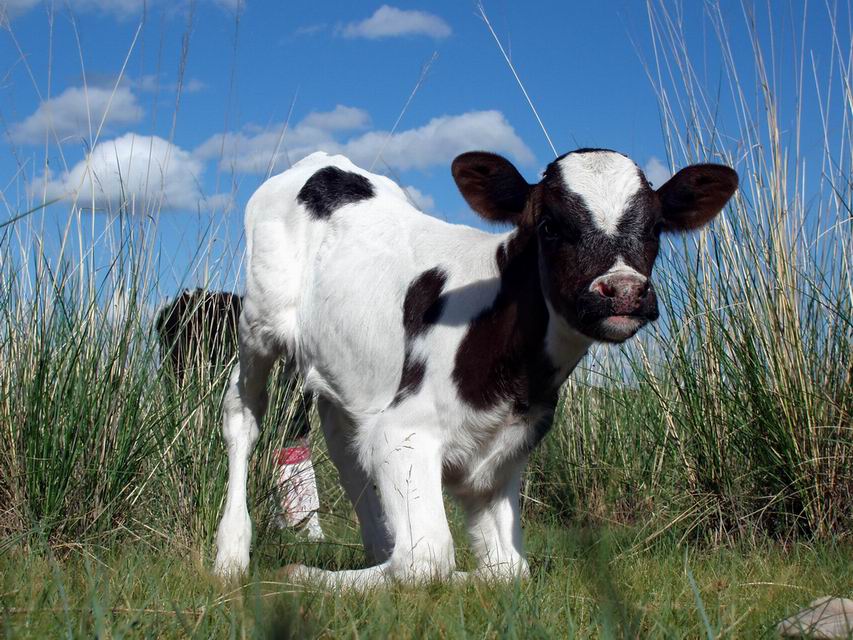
[1,1,850,570]
[0,195,314,550]
[528,1,852,544]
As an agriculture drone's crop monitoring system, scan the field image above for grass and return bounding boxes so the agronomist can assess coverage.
[1,0,852,637]
[3,524,851,639]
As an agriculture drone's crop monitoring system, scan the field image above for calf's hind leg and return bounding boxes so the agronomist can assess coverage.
[214,321,279,576]
[317,398,393,564]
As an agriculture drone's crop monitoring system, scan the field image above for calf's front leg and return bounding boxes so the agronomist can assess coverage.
[286,424,455,589]
[457,461,529,581]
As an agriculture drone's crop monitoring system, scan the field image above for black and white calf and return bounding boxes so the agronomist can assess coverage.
[215,149,737,587]
[156,289,242,383]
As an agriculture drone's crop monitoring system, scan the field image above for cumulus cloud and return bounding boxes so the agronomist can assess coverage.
[78,73,206,94]
[195,105,367,175]
[39,133,219,213]
[300,104,370,131]
[134,74,206,94]
[10,85,144,145]
[402,185,434,211]
[643,156,671,188]
[197,107,534,175]
[341,5,451,39]
[341,111,534,171]
[1,0,40,21]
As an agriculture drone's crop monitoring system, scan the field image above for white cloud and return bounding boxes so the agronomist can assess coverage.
[134,74,206,94]
[10,85,144,145]
[402,185,434,211]
[643,156,671,188]
[341,111,534,171]
[194,105,359,175]
[203,191,237,212]
[300,104,370,131]
[1,0,40,21]
[65,0,146,19]
[39,133,219,213]
[197,107,534,175]
[341,5,451,39]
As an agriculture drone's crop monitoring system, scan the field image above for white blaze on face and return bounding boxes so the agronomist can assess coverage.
[558,151,642,235]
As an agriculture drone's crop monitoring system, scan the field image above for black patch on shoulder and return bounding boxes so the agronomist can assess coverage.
[394,360,426,405]
[529,392,559,449]
[453,232,556,415]
[297,166,375,219]
[391,267,448,406]
[496,243,508,272]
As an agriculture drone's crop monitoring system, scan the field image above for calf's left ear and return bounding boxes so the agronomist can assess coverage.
[656,164,738,232]
[452,152,531,224]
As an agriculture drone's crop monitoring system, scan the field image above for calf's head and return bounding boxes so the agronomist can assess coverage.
[452,148,738,343]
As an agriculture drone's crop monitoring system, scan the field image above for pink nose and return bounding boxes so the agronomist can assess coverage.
[592,275,650,309]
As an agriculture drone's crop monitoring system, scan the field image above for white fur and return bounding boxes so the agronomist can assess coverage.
[558,151,641,235]
[214,152,593,587]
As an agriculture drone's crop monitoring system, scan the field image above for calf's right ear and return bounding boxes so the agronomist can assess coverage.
[452,152,531,224]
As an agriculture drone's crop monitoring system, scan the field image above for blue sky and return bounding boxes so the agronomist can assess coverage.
[0,0,843,294]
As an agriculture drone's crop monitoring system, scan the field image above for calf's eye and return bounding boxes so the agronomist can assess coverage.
[539,220,559,241]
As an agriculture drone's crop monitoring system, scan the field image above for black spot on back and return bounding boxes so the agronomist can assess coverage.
[297,166,375,219]
[392,267,448,406]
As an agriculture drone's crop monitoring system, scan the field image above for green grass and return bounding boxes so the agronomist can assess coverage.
[3,524,851,639]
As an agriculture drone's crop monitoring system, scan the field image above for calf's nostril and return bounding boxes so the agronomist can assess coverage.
[595,281,616,298]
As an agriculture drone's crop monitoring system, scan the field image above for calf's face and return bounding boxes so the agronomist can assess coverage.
[452,148,738,343]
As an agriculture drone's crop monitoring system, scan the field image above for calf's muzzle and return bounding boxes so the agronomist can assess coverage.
[591,274,658,319]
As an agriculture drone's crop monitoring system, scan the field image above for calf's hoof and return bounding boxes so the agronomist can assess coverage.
[213,549,250,579]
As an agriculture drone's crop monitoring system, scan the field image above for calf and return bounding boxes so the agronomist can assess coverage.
[214,149,737,587]
[156,289,322,537]
[156,289,242,383]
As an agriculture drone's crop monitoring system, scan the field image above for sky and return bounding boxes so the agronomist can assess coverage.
[0,0,845,296]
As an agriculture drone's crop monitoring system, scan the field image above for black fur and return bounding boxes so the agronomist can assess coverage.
[297,166,375,219]
[453,233,555,414]
[155,289,313,438]
[392,267,448,406]
[155,289,243,382]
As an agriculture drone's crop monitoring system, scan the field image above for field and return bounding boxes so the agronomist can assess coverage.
[1,2,852,638]
[2,526,851,638]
